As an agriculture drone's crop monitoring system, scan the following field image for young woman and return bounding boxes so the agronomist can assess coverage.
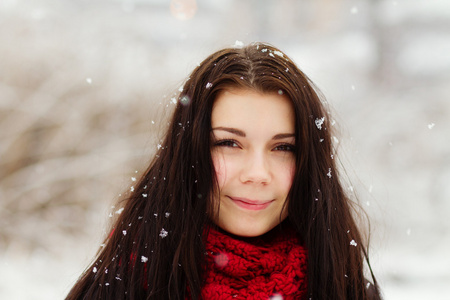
[66,42,381,300]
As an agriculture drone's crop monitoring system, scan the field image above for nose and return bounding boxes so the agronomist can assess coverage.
[239,151,271,184]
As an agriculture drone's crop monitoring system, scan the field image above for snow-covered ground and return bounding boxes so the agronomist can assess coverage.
[1,0,449,299]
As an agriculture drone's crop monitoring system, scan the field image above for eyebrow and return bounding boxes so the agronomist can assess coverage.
[212,127,295,140]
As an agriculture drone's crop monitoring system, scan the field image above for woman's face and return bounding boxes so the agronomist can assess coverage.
[210,88,296,237]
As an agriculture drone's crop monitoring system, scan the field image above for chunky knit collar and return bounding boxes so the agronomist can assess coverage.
[200,225,308,300]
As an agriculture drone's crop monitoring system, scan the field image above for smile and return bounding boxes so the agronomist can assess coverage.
[228,196,274,211]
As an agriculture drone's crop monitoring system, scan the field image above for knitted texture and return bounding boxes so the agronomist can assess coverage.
[200,227,308,300]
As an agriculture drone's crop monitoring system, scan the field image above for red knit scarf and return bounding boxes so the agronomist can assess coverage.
[200,226,308,300]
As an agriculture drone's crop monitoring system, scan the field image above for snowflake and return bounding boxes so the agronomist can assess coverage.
[233,40,244,48]
[273,50,284,57]
[270,293,284,300]
[159,228,168,238]
[315,117,325,130]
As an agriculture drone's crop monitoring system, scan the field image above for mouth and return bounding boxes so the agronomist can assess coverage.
[228,196,274,211]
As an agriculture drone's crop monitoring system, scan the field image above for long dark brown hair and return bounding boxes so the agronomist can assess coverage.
[66,42,381,300]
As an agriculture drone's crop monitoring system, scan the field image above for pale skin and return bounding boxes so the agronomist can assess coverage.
[210,88,296,237]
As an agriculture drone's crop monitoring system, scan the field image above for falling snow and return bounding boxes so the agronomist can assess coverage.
[270,294,284,300]
[205,82,213,89]
[315,117,325,130]
[233,40,244,48]
[180,95,190,106]
[214,252,229,268]
[273,50,284,57]
[159,228,168,238]
[350,240,357,247]
[141,256,148,263]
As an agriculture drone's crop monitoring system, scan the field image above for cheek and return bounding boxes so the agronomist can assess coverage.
[279,161,296,193]
[288,164,295,183]
[212,153,227,189]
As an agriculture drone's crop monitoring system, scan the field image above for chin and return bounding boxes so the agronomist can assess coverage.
[220,222,277,238]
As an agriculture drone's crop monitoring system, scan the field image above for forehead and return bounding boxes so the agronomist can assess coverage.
[211,88,295,133]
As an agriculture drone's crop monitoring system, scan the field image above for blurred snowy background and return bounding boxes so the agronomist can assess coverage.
[0,0,449,299]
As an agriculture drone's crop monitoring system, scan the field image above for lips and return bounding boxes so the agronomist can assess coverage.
[228,196,274,211]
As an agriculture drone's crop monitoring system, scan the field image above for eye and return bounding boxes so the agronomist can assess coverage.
[273,143,296,152]
[214,139,239,148]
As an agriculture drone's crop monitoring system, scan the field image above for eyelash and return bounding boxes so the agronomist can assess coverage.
[214,139,239,148]
[214,139,295,152]
[273,144,296,152]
